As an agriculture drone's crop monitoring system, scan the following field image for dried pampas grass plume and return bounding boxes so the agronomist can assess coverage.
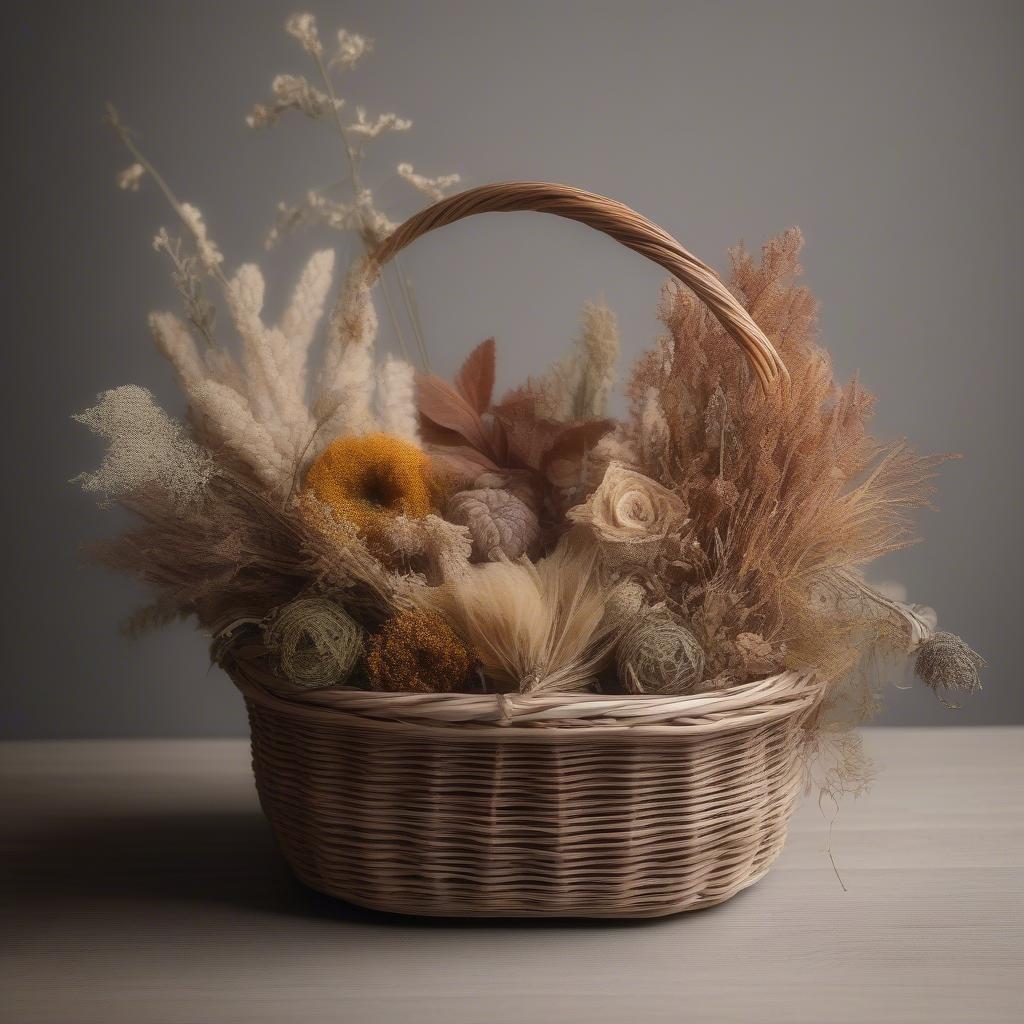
[417,534,615,694]
[534,300,620,421]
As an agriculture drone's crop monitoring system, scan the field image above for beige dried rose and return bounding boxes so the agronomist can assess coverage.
[567,461,687,545]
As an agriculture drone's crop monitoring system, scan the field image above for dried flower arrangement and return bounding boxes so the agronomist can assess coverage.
[78,15,982,799]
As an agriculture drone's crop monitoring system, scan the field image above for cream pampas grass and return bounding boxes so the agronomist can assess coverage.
[417,533,616,693]
[376,354,420,445]
[535,300,620,421]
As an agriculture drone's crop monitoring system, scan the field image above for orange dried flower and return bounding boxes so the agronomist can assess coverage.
[303,433,433,540]
[365,610,472,693]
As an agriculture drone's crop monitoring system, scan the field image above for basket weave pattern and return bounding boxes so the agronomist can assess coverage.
[234,665,823,917]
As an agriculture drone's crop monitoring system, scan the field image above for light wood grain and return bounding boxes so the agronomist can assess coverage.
[2,729,1021,1024]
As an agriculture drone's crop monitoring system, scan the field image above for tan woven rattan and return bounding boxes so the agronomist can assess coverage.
[229,183,823,917]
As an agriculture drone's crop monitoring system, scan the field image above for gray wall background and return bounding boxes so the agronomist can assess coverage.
[3,0,1020,737]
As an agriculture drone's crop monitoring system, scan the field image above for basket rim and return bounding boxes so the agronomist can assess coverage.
[230,663,826,742]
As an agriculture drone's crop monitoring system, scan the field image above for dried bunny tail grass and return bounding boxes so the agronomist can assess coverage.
[416,532,615,694]
[263,595,363,692]
[74,385,212,509]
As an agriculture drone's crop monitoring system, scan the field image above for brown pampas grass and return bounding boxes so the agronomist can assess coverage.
[628,229,947,691]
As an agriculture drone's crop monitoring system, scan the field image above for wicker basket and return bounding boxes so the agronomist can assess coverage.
[226,183,827,918]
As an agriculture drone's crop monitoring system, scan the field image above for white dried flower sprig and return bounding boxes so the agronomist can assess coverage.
[347,107,411,138]
[108,103,419,494]
[247,13,462,369]
[117,163,145,192]
[151,229,217,349]
[285,13,322,56]
[330,29,371,69]
[246,74,343,128]
[397,163,462,203]
[178,202,223,272]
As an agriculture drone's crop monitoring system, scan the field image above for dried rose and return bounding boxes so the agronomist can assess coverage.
[567,461,687,545]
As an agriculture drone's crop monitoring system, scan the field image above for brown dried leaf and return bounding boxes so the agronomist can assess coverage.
[454,338,496,414]
[416,372,494,457]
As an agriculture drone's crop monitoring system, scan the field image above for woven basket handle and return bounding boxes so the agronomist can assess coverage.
[372,181,788,391]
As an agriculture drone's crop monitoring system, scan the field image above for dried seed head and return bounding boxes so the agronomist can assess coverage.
[915,631,984,696]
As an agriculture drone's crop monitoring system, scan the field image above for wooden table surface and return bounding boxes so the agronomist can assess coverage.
[2,729,1021,1024]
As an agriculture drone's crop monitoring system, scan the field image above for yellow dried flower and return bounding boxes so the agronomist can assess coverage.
[303,433,432,541]
[365,610,472,693]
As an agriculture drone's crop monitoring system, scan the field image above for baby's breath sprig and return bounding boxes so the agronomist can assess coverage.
[247,13,462,370]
